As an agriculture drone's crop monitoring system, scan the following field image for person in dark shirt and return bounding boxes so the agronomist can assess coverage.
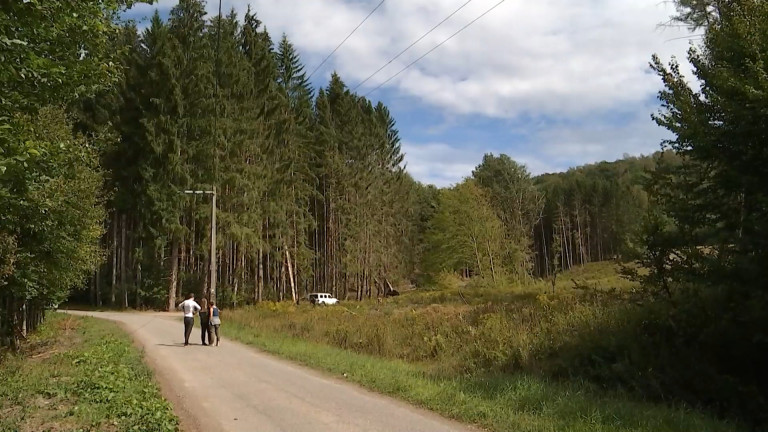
[199,297,213,346]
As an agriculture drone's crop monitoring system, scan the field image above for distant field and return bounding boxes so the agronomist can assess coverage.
[393,261,639,306]
[0,313,178,432]
[223,262,742,432]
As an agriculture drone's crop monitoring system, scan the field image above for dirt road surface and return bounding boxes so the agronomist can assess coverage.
[63,310,475,432]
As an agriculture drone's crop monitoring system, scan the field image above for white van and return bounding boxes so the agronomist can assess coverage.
[307,293,339,305]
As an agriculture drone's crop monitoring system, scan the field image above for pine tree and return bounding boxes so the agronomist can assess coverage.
[650,0,768,290]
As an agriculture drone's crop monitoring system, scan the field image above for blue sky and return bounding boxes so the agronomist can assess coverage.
[123,0,695,187]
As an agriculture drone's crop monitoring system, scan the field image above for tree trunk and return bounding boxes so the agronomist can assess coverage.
[234,249,244,308]
[202,257,210,299]
[285,246,297,305]
[167,240,179,311]
[135,258,142,309]
[90,271,96,306]
[21,300,27,339]
[471,234,484,276]
[120,214,128,309]
[96,265,101,306]
[190,216,196,275]
[575,207,586,266]
[559,208,570,270]
[257,247,263,302]
[540,219,549,278]
[486,239,497,283]
[111,212,117,305]
[223,240,230,294]
[180,237,186,282]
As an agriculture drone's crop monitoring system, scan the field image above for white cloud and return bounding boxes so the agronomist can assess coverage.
[402,107,668,185]
[232,0,693,118]
[402,140,562,187]
[530,110,667,171]
[402,142,479,187]
[231,0,693,184]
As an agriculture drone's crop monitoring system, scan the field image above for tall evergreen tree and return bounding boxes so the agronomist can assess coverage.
[649,0,768,291]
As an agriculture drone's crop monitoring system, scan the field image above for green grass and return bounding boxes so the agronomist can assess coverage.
[220,261,744,431]
[224,321,738,432]
[390,261,638,306]
[0,313,178,432]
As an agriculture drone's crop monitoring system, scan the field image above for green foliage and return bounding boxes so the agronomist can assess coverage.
[71,1,420,309]
[1,108,105,345]
[533,154,658,277]
[227,259,766,427]
[424,180,506,281]
[473,153,542,280]
[1,0,124,345]
[671,0,719,30]
[1,108,104,298]
[650,0,768,292]
[0,0,128,116]
[0,313,178,431]
[224,284,738,432]
[626,1,768,425]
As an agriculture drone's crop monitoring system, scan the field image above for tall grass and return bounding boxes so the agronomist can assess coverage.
[223,263,745,431]
[225,319,736,432]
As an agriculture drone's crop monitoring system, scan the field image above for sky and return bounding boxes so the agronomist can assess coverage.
[123,0,696,187]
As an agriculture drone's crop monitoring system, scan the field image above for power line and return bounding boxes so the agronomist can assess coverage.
[352,0,475,92]
[665,33,704,42]
[308,0,386,80]
[365,0,506,98]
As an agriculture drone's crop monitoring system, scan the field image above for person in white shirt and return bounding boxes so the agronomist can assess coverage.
[177,293,201,346]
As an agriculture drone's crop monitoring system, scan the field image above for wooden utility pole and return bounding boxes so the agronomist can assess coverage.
[210,187,217,304]
[183,188,217,304]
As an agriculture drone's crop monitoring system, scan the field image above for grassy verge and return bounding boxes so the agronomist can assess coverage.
[0,313,178,432]
[225,320,739,432]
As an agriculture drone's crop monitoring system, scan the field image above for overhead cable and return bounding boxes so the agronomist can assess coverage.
[365,0,506,98]
[352,0,475,91]
[308,0,387,79]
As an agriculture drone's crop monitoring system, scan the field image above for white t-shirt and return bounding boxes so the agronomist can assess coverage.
[178,299,201,317]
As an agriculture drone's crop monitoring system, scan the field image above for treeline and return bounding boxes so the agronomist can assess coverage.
[419,152,675,284]
[75,1,421,310]
[532,154,683,277]
[59,1,678,311]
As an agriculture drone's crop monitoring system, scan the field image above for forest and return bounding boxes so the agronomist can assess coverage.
[0,0,676,319]
[29,0,666,311]
[2,0,767,427]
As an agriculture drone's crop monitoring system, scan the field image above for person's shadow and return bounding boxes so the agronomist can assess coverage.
[156,343,187,348]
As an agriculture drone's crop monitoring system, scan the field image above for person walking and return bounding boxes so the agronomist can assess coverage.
[177,293,201,346]
[199,298,213,346]
[209,301,221,346]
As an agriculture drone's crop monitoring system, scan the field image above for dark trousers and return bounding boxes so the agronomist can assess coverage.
[183,317,194,345]
[200,318,212,345]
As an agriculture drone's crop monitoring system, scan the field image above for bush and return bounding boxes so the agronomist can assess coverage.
[551,287,768,427]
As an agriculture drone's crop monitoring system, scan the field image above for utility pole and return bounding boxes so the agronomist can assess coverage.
[183,188,217,304]
[210,187,216,303]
